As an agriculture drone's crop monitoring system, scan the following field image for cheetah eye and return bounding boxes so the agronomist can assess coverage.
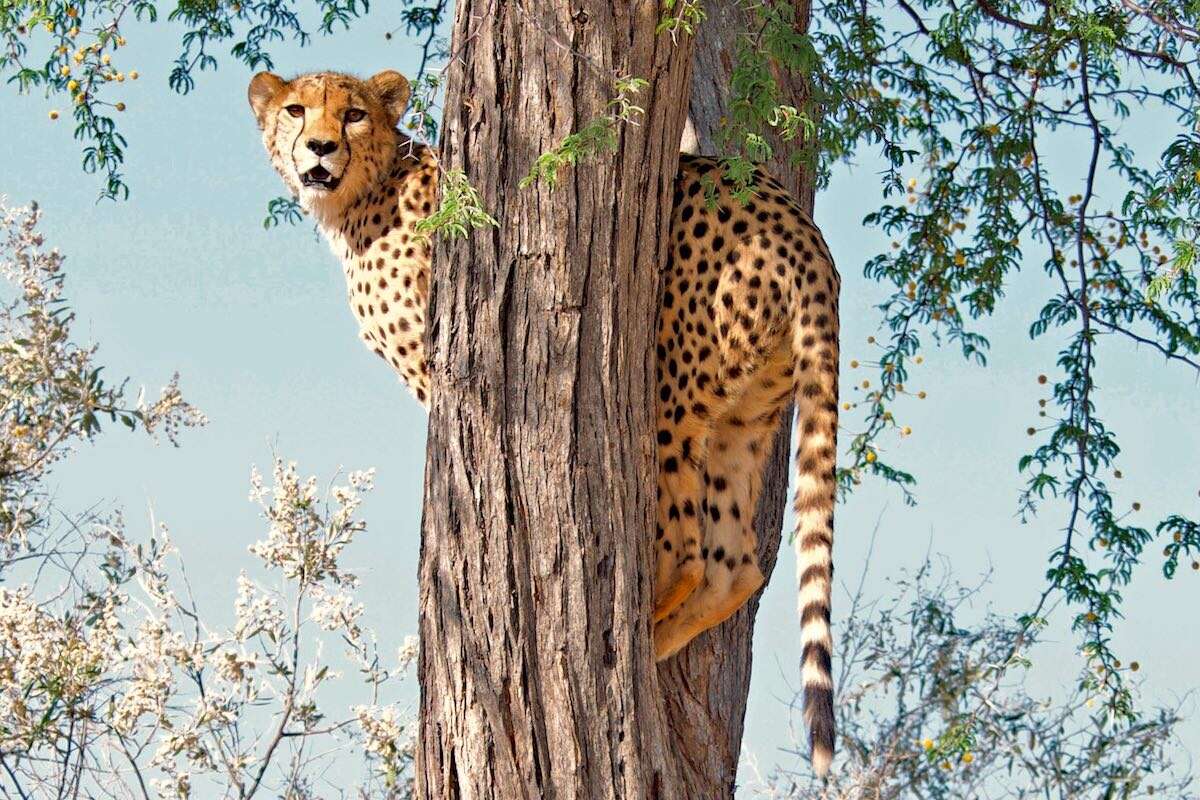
[345,108,367,123]
[285,104,305,118]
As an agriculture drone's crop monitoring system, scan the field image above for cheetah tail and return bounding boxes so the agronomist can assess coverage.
[791,310,839,778]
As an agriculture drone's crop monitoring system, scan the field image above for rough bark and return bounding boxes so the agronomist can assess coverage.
[655,2,817,796]
[416,1,816,798]
[416,2,694,798]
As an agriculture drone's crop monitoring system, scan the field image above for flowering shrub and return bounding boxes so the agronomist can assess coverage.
[748,558,1192,799]
[0,201,414,799]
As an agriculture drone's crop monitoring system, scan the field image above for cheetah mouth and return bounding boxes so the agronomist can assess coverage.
[301,165,341,191]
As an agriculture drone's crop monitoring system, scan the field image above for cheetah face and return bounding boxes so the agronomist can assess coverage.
[248,70,410,224]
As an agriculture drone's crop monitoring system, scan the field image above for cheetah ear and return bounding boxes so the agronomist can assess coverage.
[248,71,287,126]
[367,70,410,127]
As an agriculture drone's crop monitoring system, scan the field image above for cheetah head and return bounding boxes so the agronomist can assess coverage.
[247,69,410,225]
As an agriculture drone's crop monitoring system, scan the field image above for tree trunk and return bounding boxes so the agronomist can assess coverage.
[415,2,693,798]
[416,0,815,797]
[658,2,817,796]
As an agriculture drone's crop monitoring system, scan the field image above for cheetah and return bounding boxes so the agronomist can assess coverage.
[248,69,841,775]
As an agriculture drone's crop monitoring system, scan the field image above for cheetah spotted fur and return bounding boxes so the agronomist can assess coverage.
[249,68,841,775]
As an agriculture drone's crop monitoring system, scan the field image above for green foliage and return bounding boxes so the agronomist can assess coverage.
[405,72,443,143]
[414,168,498,241]
[167,0,368,95]
[1147,239,1197,300]
[0,0,152,200]
[720,0,821,202]
[657,0,706,40]
[263,195,303,228]
[1158,515,1200,579]
[520,76,650,190]
[768,0,1200,724]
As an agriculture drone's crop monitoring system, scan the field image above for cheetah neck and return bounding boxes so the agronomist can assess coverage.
[318,140,437,405]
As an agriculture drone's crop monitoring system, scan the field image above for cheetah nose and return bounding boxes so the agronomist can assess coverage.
[306,138,338,157]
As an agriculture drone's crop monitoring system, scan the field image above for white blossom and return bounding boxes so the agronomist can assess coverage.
[0,204,415,797]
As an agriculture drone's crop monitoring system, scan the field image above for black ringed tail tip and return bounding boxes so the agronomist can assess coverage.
[805,682,835,778]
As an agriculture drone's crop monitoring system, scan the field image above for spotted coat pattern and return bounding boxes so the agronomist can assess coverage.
[329,149,437,405]
[250,70,841,776]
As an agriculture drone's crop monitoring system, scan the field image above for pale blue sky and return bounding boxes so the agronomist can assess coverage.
[3,3,1199,791]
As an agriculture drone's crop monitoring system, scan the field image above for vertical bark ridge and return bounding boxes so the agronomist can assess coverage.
[418,2,695,798]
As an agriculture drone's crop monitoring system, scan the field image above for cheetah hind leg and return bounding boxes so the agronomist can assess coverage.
[653,558,704,623]
[653,559,764,661]
[653,400,781,659]
[651,415,711,623]
[653,465,766,659]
